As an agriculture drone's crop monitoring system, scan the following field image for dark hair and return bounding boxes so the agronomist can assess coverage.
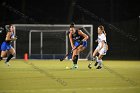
[70,23,75,28]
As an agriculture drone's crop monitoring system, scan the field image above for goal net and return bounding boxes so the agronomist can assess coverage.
[12,24,93,60]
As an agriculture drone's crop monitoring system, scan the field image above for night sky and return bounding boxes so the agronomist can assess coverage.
[0,0,140,59]
[0,0,139,24]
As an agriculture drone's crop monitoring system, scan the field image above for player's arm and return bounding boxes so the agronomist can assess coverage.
[5,32,17,42]
[95,39,98,42]
[106,43,109,50]
[103,30,106,36]
[78,30,89,41]
[69,32,74,49]
[102,31,108,50]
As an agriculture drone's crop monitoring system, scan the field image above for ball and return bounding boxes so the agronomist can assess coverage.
[65,66,69,69]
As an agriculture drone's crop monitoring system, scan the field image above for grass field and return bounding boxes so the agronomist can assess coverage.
[0,60,140,93]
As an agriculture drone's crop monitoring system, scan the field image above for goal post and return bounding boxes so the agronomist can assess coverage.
[11,24,93,60]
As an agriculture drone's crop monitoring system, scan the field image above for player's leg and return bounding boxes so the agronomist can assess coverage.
[96,47,107,69]
[0,42,7,61]
[79,40,87,52]
[92,49,98,61]
[96,54,103,69]
[76,40,87,56]
[93,49,99,66]
[71,43,87,69]
[88,48,98,69]
[71,41,87,69]
[5,47,15,65]
[71,41,81,69]
[77,45,85,52]
[71,49,79,69]
[0,51,7,61]
[77,40,88,65]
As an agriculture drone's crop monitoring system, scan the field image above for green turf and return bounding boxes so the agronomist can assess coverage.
[0,60,140,93]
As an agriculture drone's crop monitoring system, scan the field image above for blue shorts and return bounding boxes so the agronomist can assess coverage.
[74,41,87,48]
[1,42,13,51]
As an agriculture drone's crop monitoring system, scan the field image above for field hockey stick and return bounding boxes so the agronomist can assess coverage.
[59,42,82,61]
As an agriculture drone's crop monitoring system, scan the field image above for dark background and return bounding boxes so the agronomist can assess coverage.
[0,0,140,60]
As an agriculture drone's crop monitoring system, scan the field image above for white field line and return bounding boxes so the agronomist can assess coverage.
[0,86,139,92]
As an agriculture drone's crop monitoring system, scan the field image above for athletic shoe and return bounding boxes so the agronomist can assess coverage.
[96,66,102,69]
[70,65,78,70]
[5,62,10,66]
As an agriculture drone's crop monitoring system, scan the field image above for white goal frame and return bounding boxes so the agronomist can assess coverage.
[11,24,93,59]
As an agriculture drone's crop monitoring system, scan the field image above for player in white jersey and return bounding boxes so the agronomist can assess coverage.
[88,25,108,69]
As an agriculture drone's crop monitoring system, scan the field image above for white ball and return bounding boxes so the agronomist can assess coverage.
[65,66,69,69]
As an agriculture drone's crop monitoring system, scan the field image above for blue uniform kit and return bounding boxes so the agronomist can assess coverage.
[1,32,14,51]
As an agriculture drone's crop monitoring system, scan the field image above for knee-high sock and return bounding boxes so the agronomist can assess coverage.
[73,55,78,65]
[0,56,2,61]
[95,56,98,62]
[6,54,13,62]
[96,59,102,66]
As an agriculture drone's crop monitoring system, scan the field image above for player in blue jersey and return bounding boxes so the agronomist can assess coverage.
[69,23,89,69]
[0,24,17,66]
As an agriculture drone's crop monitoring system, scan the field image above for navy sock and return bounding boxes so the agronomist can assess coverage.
[6,54,13,62]
[73,55,78,64]
[0,57,2,61]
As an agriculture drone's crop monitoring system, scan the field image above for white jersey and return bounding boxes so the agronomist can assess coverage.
[96,33,107,55]
[97,33,106,44]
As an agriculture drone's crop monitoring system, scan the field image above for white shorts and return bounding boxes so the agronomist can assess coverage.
[95,43,107,55]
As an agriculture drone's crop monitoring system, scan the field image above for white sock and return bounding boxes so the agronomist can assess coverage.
[97,59,102,66]
[95,56,98,62]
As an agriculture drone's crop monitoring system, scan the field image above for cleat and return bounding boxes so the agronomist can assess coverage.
[70,65,78,70]
[96,66,102,69]
[5,62,10,66]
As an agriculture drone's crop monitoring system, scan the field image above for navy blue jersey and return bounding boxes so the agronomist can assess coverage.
[72,30,84,42]
[1,32,14,51]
